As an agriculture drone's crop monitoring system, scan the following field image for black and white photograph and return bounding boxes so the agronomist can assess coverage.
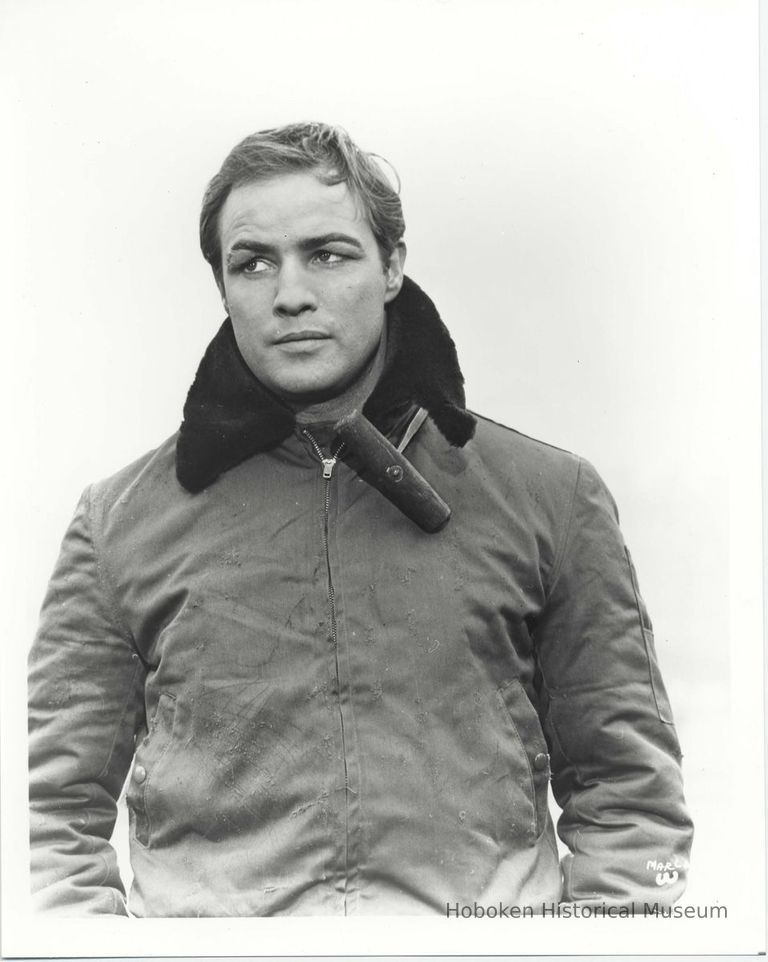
[2,0,764,956]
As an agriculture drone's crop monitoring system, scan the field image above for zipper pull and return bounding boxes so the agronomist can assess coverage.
[321,458,336,479]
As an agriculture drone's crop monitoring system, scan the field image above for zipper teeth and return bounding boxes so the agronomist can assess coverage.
[301,429,350,908]
[303,430,345,466]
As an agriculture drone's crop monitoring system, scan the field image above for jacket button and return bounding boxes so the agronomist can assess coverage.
[533,752,549,772]
[134,765,147,784]
[386,464,404,482]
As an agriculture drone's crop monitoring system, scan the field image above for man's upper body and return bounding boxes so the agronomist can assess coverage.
[28,123,693,916]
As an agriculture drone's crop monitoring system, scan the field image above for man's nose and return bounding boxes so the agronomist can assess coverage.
[273,261,317,317]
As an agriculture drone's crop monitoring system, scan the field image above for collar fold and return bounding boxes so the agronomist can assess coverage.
[176,276,476,492]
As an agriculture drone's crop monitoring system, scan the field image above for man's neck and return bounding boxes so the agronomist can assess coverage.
[293,331,388,429]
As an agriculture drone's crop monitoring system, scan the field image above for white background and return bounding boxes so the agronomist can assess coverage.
[1,0,763,955]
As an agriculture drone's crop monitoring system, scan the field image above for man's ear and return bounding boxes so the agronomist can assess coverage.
[383,241,407,304]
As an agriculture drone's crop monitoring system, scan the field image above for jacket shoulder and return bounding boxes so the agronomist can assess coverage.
[88,433,180,508]
[468,411,585,487]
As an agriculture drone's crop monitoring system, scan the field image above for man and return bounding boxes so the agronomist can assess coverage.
[28,122,693,916]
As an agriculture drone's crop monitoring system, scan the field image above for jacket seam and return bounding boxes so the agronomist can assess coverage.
[496,681,538,838]
[141,692,178,845]
[623,546,676,726]
[82,485,144,786]
[545,701,577,769]
[95,657,143,781]
[624,546,652,632]
[546,679,655,698]
[543,458,583,602]
[533,456,589,860]
[85,485,139,651]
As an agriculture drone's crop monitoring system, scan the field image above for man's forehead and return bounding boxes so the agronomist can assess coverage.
[219,172,369,246]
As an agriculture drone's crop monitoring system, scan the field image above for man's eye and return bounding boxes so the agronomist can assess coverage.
[314,250,344,265]
[242,258,270,274]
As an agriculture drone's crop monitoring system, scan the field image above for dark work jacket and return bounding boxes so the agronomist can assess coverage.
[28,277,693,916]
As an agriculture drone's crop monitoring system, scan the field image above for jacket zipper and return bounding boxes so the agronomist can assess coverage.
[301,429,351,909]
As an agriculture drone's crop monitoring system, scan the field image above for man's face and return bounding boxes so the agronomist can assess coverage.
[217,171,406,406]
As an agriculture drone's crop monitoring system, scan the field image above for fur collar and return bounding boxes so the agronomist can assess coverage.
[176,276,476,492]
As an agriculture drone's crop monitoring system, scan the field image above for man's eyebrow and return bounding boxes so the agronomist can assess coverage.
[227,239,273,258]
[298,233,365,252]
[226,233,366,261]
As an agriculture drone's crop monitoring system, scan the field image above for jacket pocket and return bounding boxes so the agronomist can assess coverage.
[496,678,551,839]
[127,692,177,847]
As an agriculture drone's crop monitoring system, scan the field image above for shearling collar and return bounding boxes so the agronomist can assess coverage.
[176,276,476,492]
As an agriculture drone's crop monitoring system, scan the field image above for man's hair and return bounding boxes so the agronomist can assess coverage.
[200,121,405,280]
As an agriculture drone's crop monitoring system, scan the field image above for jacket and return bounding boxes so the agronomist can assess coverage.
[28,277,693,916]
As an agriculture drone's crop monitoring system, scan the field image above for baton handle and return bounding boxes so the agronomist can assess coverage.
[334,410,451,533]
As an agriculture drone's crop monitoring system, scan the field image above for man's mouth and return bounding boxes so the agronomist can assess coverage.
[275,331,330,344]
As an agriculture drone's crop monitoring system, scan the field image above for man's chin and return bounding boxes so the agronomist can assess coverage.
[253,345,383,411]
[247,357,343,404]
[269,375,352,409]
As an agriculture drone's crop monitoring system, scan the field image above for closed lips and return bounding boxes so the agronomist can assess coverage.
[275,331,330,343]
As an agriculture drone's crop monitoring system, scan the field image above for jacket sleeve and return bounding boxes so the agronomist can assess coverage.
[28,486,145,915]
[533,458,693,906]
